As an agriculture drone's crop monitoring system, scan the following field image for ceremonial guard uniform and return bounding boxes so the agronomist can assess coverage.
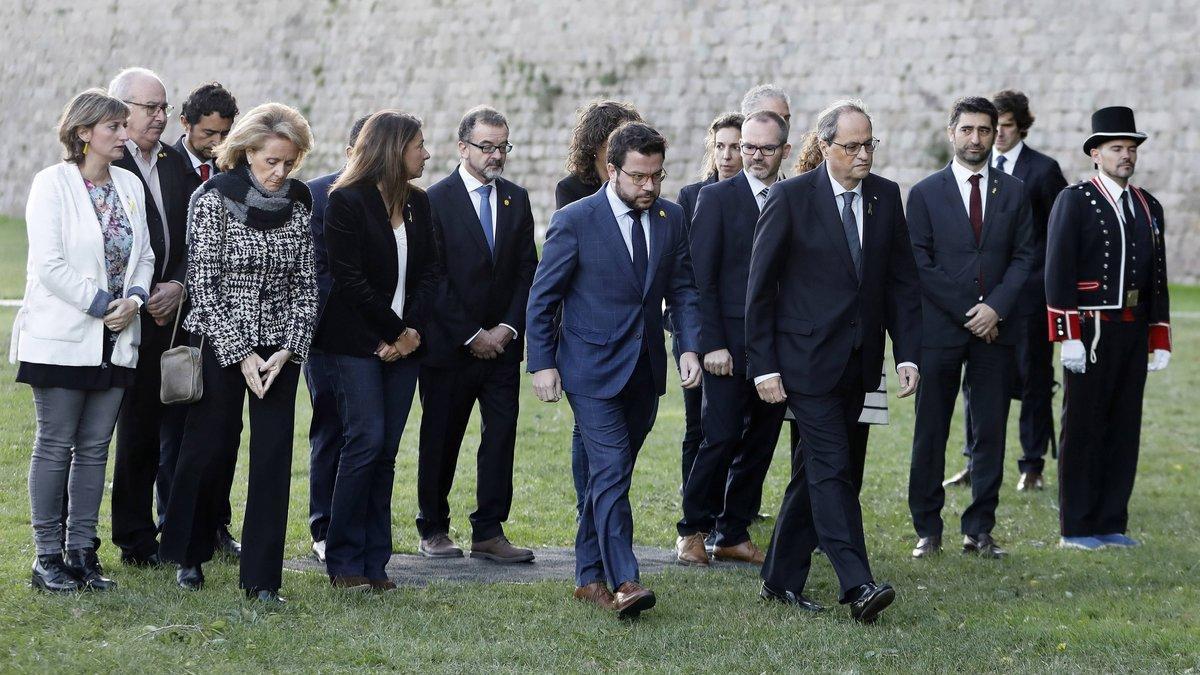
[1045,107,1170,548]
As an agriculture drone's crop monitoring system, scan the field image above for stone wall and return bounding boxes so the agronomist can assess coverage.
[3,0,1198,277]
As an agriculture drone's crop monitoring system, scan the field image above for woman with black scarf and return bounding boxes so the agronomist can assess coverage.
[158,102,317,604]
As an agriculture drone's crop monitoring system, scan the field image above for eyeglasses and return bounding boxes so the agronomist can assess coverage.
[617,167,668,186]
[465,140,513,155]
[829,138,881,155]
[123,100,173,115]
[739,143,781,157]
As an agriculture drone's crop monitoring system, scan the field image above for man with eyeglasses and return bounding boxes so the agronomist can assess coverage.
[527,121,702,618]
[747,99,921,623]
[676,110,791,568]
[419,106,539,563]
[106,67,197,568]
[906,97,1036,561]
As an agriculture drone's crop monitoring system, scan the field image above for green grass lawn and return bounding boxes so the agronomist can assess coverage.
[0,219,1197,671]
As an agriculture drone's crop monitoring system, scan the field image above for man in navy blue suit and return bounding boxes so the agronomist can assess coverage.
[747,99,922,623]
[305,114,369,564]
[906,97,1036,561]
[526,122,702,618]
[675,110,790,568]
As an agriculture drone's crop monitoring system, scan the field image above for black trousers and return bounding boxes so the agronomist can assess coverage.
[910,340,1013,538]
[159,345,299,592]
[791,416,871,494]
[678,371,784,545]
[416,359,520,542]
[672,335,704,486]
[111,315,192,557]
[1059,319,1148,537]
[962,314,1055,474]
[304,351,343,543]
[762,350,872,602]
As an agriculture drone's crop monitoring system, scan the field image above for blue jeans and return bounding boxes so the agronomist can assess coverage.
[325,355,419,580]
[304,351,344,542]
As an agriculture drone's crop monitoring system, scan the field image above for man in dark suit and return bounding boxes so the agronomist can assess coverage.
[747,99,921,623]
[168,81,242,559]
[105,68,194,566]
[949,91,1068,492]
[305,114,370,564]
[907,97,1037,561]
[676,110,789,567]
[418,107,538,563]
[527,122,702,618]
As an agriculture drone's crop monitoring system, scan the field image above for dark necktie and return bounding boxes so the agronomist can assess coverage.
[968,174,983,244]
[841,192,861,279]
[629,209,647,292]
[995,155,1006,174]
[1121,190,1137,230]
[757,187,769,211]
[476,185,494,252]
[199,163,210,181]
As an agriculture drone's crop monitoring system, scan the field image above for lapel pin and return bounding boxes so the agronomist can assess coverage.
[991,187,997,195]
[867,203,874,216]
[503,198,510,206]
[658,209,666,218]
[157,151,166,159]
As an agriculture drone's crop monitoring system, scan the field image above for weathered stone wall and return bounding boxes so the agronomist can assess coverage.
[2,0,1198,277]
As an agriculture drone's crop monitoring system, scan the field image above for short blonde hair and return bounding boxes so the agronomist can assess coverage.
[216,102,313,172]
[57,88,129,164]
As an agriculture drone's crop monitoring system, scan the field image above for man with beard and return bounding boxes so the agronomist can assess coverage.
[1047,106,1170,550]
[106,67,195,566]
[527,122,702,618]
[676,110,790,567]
[748,99,921,622]
[906,97,1036,560]
[418,107,539,563]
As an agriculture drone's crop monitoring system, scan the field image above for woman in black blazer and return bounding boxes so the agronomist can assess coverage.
[554,100,642,209]
[312,110,440,590]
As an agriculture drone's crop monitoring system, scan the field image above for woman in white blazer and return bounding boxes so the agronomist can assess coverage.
[13,89,155,593]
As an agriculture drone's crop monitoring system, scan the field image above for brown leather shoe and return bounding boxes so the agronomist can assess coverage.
[418,533,464,558]
[675,533,710,566]
[369,578,397,591]
[713,539,766,565]
[330,575,371,591]
[573,581,615,610]
[613,581,656,618]
[1017,471,1044,491]
[470,535,535,563]
[942,467,971,488]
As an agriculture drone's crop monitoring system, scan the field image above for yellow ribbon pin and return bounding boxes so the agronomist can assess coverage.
[658,209,666,218]
[503,198,510,206]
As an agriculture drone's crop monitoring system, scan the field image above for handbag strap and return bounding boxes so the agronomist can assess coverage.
[168,191,228,352]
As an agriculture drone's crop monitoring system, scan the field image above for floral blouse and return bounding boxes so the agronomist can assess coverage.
[83,178,133,296]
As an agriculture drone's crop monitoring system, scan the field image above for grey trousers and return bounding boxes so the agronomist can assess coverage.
[29,387,125,555]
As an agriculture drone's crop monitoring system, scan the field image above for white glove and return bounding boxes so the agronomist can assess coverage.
[1061,339,1086,374]
[1148,349,1171,372]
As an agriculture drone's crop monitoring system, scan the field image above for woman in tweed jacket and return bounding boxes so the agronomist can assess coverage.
[158,103,317,604]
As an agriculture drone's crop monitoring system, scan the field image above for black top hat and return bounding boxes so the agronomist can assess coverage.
[1083,106,1147,156]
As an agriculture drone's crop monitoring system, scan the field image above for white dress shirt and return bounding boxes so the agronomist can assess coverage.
[950,156,990,216]
[744,171,773,212]
[459,164,516,345]
[180,136,217,178]
[1096,170,1134,227]
[605,181,651,265]
[992,140,1024,174]
[390,226,409,317]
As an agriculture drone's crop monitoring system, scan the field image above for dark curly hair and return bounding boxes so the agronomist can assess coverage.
[696,111,744,180]
[565,100,642,184]
[180,82,239,125]
[991,89,1035,138]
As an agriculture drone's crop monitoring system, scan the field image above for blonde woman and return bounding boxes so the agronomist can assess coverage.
[158,103,317,603]
[14,89,154,592]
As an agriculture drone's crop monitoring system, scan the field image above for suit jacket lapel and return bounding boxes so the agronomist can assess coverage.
[938,166,974,244]
[1012,149,1032,182]
[449,169,493,261]
[492,178,514,261]
[980,172,1004,247]
[812,165,858,280]
[861,177,881,277]
[732,172,758,234]
[590,190,640,295]
[645,201,668,299]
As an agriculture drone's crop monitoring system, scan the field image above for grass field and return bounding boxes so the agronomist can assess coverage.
[0,213,1197,671]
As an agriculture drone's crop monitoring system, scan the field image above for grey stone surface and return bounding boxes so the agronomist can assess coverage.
[285,546,755,586]
[3,0,1197,277]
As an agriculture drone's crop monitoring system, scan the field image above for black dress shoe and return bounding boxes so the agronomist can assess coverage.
[31,554,82,593]
[176,564,204,590]
[120,551,164,567]
[912,535,942,558]
[246,588,287,605]
[215,526,242,559]
[963,533,1007,559]
[849,582,895,624]
[760,582,826,613]
[64,548,117,591]
[942,468,971,488]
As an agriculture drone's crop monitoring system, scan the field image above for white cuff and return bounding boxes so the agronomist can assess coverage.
[499,323,518,340]
[464,328,484,346]
[896,361,917,373]
[753,373,781,386]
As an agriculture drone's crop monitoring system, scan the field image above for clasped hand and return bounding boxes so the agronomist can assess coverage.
[964,303,999,343]
[239,349,293,399]
[469,326,513,360]
[102,298,139,332]
[376,328,421,362]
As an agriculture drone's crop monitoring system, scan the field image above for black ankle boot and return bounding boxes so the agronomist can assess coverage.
[245,587,286,605]
[31,554,82,593]
[65,548,117,591]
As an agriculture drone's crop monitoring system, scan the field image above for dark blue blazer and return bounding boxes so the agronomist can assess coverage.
[745,164,922,396]
[307,170,340,318]
[690,171,759,374]
[425,168,538,368]
[1006,145,1068,316]
[906,164,1037,347]
[526,186,701,399]
[677,175,716,227]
